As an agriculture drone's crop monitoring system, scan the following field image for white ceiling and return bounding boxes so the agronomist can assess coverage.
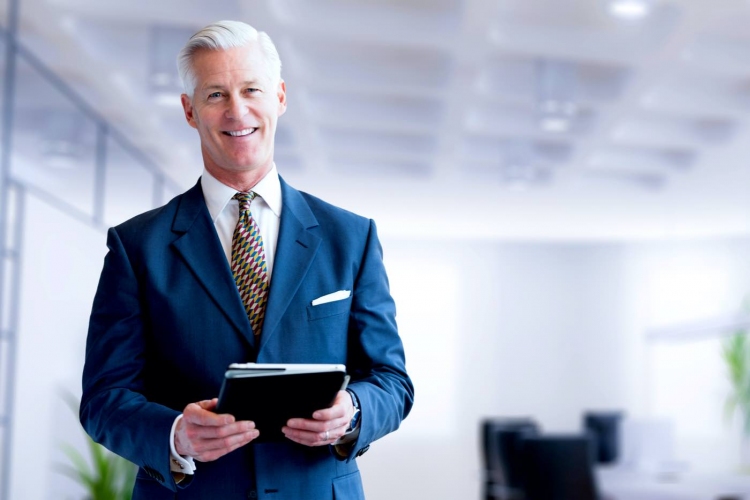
[5,0,750,240]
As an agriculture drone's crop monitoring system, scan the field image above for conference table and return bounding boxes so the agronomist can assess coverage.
[598,466,750,500]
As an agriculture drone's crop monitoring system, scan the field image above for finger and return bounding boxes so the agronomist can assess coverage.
[282,427,324,446]
[312,392,349,420]
[186,420,256,441]
[183,402,235,426]
[311,405,346,421]
[197,398,218,410]
[282,425,346,446]
[195,429,259,461]
[286,414,349,432]
[193,428,260,453]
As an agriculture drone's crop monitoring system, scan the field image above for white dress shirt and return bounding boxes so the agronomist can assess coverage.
[170,164,282,477]
[201,163,282,276]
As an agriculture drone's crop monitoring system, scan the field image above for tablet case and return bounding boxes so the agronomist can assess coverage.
[216,364,347,442]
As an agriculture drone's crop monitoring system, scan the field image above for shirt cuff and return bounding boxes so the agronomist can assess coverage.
[170,415,196,476]
[333,426,360,446]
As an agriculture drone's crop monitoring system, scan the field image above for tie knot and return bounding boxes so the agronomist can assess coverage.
[233,191,257,211]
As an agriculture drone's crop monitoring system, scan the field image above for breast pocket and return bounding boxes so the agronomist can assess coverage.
[307,297,352,321]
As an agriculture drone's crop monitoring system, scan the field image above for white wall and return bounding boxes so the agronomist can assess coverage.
[10,194,106,500]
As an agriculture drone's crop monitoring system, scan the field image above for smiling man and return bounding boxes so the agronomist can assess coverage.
[80,20,413,500]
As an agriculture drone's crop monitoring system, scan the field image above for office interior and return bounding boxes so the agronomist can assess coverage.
[2,0,750,498]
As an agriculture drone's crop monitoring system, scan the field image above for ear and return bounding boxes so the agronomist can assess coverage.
[277,80,287,117]
[181,94,198,129]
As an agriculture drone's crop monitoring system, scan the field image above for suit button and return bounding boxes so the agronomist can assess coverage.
[356,445,370,457]
[247,490,257,498]
[144,466,164,482]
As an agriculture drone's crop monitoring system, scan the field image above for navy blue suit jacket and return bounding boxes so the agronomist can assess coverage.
[80,177,414,499]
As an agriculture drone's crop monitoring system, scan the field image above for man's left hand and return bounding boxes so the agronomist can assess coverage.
[282,390,353,446]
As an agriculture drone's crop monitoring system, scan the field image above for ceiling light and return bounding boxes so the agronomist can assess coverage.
[608,0,652,19]
[536,61,578,134]
[539,116,571,133]
[42,140,83,169]
[40,111,87,169]
[155,93,183,108]
[151,72,174,87]
[499,141,552,189]
[502,163,552,190]
[149,25,194,94]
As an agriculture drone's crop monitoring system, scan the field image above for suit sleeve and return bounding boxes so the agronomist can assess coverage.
[80,227,181,492]
[344,219,414,461]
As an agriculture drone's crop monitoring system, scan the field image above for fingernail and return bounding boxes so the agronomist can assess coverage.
[312,412,321,419]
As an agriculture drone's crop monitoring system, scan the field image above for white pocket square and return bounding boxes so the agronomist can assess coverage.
[311,290,351,306]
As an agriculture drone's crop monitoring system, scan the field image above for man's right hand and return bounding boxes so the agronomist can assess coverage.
[174,398,259,462]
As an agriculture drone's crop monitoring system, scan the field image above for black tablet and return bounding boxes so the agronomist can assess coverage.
[216,363,348,442]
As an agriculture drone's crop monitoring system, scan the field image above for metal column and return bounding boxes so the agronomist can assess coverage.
[0,0,20,498]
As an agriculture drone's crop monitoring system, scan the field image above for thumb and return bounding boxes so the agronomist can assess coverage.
[198,398,219,410]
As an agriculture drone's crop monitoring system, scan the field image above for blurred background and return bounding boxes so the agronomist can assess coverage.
[2,0,750,498]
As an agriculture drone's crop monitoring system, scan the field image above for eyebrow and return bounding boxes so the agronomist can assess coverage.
[201,81,262,92]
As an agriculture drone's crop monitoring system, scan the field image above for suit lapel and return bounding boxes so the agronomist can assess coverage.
[260,177,321,351]
[170,180,256,348]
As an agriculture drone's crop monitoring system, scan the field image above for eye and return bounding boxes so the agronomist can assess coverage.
[208,91,222,99]
[245,88,260,94]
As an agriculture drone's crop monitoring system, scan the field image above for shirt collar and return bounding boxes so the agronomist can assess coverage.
[201,163,282,222]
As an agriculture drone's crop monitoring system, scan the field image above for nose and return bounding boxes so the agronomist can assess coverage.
[225,94,248,121]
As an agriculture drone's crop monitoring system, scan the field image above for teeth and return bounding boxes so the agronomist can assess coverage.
[226,128,256,137]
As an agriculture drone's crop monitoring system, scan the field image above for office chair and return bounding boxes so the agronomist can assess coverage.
[584,411,623,465]
[521,434,600,500]
[480,418,540,500]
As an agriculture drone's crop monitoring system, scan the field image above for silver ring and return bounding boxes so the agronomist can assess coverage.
[324,430,329,441]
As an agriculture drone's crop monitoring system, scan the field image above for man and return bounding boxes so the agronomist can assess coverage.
[80,20,413,500]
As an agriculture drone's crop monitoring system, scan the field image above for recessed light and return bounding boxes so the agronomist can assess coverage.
[151,72,173,87]
[540,116,571,133]
[608,0,651,19]
[155,93,183,108]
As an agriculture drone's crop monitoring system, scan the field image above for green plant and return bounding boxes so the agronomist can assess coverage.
[723,330,750,436]
[56,392,137,500]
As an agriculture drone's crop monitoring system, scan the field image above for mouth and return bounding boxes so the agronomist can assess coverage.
[223,128,258,137]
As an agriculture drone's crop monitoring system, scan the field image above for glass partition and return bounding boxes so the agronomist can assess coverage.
[162,179,183,206]
[103,137,156,227]
[0,16,179,500]
[0,0,7,30]
[11,56,98,218]
[0,32,5,176]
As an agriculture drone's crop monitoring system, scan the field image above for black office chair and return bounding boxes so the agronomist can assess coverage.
[480,418,540,500]
[521,434,600,500]
[583,411,623,465]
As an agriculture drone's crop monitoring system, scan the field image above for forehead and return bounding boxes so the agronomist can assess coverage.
[192,45,271,87]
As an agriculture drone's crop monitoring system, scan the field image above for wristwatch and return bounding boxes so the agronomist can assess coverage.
[346,388,361,431]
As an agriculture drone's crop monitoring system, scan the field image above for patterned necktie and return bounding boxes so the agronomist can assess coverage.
[231,192,269,335]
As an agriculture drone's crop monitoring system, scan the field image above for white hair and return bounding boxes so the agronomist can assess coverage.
[177,20,282,96]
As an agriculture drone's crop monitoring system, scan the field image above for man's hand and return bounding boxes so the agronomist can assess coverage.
[174,398,258,461]
[282,390,354,446]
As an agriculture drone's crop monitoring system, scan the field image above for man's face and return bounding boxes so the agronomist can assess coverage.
[181,44,286,179]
